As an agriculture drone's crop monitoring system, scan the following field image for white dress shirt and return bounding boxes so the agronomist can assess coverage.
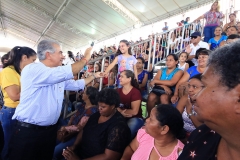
[12,62,85,126]
[189,41,209,66]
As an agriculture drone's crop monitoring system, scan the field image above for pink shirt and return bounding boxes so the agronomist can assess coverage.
[131,128,184,160]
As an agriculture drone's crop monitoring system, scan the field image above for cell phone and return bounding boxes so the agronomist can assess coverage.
[119,103,125,109]
[91,42,94,46]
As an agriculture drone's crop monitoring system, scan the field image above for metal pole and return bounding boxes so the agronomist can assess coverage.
[147,39,152,71]
[166,31,173,57]
[99,57,106,91]
[34,0,71,47]
[152,35,157,69]
[180,25,186,51]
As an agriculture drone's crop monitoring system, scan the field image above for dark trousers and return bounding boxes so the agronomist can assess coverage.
[8,123,58,160]
[0,123,4,158]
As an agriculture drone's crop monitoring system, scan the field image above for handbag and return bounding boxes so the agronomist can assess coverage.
[57,106,97,142]
[57,126,78,142]
[151,86,166,96]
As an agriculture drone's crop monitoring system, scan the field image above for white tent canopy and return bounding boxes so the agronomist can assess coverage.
[0,0,232,53]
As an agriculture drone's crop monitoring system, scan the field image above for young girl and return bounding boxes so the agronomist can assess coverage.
[178,52,189,72]
[104,40,138,87]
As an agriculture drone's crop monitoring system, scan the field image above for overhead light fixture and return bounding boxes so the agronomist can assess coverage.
[102,0,142,24]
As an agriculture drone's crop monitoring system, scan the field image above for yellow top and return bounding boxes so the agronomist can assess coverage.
[0,66,20,108]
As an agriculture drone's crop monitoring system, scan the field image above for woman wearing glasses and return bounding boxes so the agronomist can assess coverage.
[178,34,240,160]
[171,49,210,104]
[176,74,204,137]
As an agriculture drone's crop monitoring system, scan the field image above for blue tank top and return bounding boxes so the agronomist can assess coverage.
[160,67,180,80]
[187,66,200,79]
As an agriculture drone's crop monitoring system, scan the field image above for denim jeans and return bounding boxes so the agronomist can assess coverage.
[0,106,16,160]
[141,90,148,100]
[127,118,144,139]
[53,136,76,160]
[203,26,217,43]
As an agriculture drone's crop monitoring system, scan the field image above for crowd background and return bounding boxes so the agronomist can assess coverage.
[0,0,240,160]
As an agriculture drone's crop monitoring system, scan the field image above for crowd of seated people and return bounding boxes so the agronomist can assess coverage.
[53,86,99,160]
[1,0,240,159]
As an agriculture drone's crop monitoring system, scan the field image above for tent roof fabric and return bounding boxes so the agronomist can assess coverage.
[0,0,213,51]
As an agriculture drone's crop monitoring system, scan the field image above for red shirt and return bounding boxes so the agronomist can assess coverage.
[117,87,142,118]
[103,77,108,85]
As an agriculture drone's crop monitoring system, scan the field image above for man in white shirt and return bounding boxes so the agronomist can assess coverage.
[9,40,103,160]
[186,32,209,66]
[162,22,169,32]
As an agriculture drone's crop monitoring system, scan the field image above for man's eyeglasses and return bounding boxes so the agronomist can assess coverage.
[190,36,198,39]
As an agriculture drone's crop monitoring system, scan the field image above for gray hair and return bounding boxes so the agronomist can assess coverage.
[37,39,60,60]
[207,40,240,89]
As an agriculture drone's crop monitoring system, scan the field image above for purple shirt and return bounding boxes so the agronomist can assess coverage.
[117,54,137,74]
[204,11,224,26]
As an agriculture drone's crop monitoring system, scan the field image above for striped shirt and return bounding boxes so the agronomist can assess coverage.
[12,62,85,126]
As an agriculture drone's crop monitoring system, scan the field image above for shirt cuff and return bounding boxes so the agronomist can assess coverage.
[77,79,86,90]
[63,64,74,80]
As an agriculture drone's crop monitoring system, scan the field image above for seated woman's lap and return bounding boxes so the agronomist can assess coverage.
[160,94,171,104]
[148,93,171,104]
[148,92,158,102]
[53,136,77,160]
[127,118,144,139]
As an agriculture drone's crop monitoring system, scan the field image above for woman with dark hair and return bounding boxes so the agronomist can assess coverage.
[208,26,227,50]
[147,54,183,116]
[222,13,237,33]
[226,34,240,44]
[178,35,240,160]
[136,57,148,99]
[53,86,99,160]
[171,49,210,104]
[63,88,131,160]
[226,26,238,36]
[86,63,101,89]
[0,46,36,159]
[1,52,10,68]
[219,26,239,47]
[104,40,138,87]
[117,70,144,138]
[184,17,190,25]
[194,1,224,42]
[177,74,204,137]
[64,51,75,65]
[121,104,185,160]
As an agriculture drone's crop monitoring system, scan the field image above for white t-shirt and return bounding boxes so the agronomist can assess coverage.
[63,57,75,65]
[189,41,209,66]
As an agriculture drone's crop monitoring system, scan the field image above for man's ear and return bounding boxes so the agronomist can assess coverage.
[45,52,51,60]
